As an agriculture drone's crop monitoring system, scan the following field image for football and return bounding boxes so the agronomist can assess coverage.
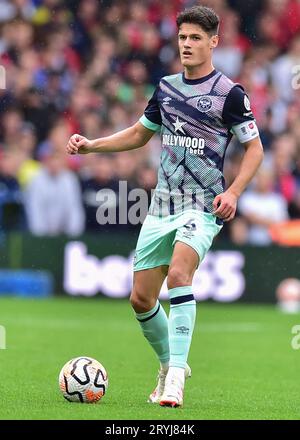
[59,356,108,403]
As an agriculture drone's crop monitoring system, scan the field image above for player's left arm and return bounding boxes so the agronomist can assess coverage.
[213,136,264,221]
[213,86,264,222]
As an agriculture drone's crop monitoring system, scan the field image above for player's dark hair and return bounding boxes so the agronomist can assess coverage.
[176,6,219,36]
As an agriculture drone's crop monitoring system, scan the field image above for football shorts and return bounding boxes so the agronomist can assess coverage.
[133,210,223,271]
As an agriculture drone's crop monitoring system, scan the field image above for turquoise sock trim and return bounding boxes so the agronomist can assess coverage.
[136,301,159,321]
[168,286,193,300]
[135,301,169,364]
[168,286,196,369]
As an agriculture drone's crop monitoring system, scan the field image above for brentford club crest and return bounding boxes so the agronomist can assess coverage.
[197,96,212,112]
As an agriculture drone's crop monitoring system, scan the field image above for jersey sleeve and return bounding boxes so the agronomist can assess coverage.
[222,85,259,143]
[139,86,162,132]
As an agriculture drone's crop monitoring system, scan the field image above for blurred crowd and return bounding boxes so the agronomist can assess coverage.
[0,0,300,245]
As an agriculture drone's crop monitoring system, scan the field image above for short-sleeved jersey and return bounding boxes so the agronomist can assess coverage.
[140,69,259,216]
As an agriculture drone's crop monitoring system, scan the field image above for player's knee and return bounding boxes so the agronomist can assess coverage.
[167,267,191,289]
[130,290,153,313]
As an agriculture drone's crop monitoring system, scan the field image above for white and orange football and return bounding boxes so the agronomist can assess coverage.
[59,356,108,403]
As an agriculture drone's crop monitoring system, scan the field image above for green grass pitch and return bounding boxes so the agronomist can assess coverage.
[0,296,299,420]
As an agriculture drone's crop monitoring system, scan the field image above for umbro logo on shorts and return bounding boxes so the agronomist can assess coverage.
[183,219,197,231]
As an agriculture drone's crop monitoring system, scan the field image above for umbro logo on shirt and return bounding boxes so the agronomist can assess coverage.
[163,97,172,105]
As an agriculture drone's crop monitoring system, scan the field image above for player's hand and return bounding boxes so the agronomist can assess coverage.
[66,134,92,155]
[213,190,238,222]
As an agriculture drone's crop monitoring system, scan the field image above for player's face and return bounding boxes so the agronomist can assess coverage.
[178,23,218,69]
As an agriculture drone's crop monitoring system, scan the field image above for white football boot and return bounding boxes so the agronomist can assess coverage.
[159,368,186,408]
[147,364,191,404]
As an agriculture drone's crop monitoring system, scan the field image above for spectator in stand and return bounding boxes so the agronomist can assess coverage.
[213,9,250,79]
[238,168,289,245]
[80,154,119,231]
[16,123,41,188]
[257,0,300,50]
[0,0,35,22]
[36,119,71,161]
[25,150,84,236]
[0,150,23,230]
[0,108,24,148]
[271,33,300,103]
[229,216,249,245]
[271,133,297,207]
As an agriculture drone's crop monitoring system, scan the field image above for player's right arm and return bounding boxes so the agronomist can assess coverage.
[67,85,161,155]
[66,121,155,155]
